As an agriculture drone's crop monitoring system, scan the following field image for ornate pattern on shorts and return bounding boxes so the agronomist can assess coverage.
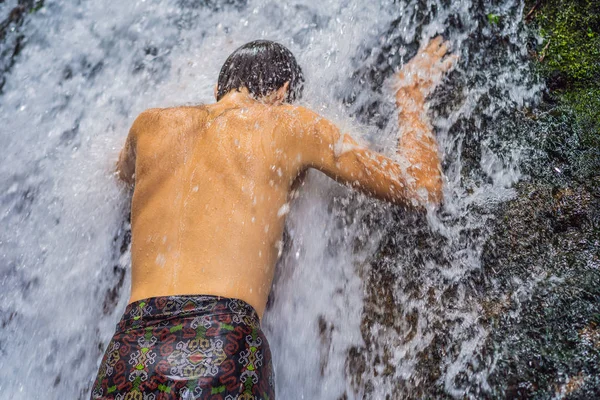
[91,295,274,400]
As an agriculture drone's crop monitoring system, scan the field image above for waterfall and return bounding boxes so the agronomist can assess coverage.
[0,0,542,398]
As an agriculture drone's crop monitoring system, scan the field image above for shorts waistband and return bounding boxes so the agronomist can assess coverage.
[117,294,259,333]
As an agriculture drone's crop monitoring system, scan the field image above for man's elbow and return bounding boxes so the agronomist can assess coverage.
[407,175,442,207]
[118,170,135,186]
[427,183,443,205]
[385,179,442,208]
[115,162,135,187]
[422,175,443,205]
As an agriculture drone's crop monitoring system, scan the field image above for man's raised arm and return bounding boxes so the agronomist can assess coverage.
[294,37,456,207]
[293,109,437,207]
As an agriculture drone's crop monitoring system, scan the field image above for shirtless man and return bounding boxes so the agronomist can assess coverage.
[91,37,456,399]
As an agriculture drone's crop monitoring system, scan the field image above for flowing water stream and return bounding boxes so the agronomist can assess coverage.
[0,0,554,398]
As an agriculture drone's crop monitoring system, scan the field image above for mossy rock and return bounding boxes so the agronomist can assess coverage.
[526,0,600,153]
[483,181,600,399]
[528,0,600,87]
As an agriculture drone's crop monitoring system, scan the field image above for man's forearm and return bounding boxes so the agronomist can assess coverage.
[395,88,443,203]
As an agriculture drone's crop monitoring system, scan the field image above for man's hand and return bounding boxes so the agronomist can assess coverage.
[395,36,458,108]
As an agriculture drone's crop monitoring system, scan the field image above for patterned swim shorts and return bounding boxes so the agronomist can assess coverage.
[91,295,275,400]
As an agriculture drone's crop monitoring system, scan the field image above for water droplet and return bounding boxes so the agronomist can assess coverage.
[155,254,166,267]
[277,203,290,217]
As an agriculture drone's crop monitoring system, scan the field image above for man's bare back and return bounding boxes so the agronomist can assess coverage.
[122,94,317,317]
[117,37,455,319]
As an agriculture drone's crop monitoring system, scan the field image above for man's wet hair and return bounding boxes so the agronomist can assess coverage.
[216,40,304,103]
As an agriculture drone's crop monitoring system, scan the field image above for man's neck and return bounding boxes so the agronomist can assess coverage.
[217,88,260,108]
[217,87,286,108]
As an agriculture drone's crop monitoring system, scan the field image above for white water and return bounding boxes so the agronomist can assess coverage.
[0,0,541,399]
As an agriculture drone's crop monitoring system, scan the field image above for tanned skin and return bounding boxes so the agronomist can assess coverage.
[116,37,456,319]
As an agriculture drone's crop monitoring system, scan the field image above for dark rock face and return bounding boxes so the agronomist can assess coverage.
[341,0,600,398]
[177,0,247,10]
[350,114,600,399]
[480,6,600,385]
[484,182,600,399]
[0,0,44,92]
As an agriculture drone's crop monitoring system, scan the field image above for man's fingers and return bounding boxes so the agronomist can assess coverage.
[435,41,451,57]
[425,35,444,52]
[420,35,443,53]
[439,54,459,72]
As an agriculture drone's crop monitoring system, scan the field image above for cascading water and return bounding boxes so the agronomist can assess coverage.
[0,0,555,399]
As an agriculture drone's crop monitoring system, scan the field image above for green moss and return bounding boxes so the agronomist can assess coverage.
[559,87,600,137]
[546,88,600,181]
[530,0,600,86]
[487,13,500,25]
[526,0,600,180]
[28,1,45,14]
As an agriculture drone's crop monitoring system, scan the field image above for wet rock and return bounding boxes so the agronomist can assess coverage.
[318,315,334,376]
[579,322,600,349]
[346,1,600,397]
[102,265,126,315]
[0,0,44,93]
[175,0,247,30]
[177,0,247,12]
[59,121,80,147]
[482,182,600,398]
[99,214,131,316]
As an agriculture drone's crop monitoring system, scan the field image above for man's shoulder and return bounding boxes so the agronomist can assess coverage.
[131,107,165,129]
[136,105,208,120]
[275,104,324,127]
[277,103,312,116]
[132,106,208,131]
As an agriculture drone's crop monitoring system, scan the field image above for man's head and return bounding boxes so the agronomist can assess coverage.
[216,40,304,103]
